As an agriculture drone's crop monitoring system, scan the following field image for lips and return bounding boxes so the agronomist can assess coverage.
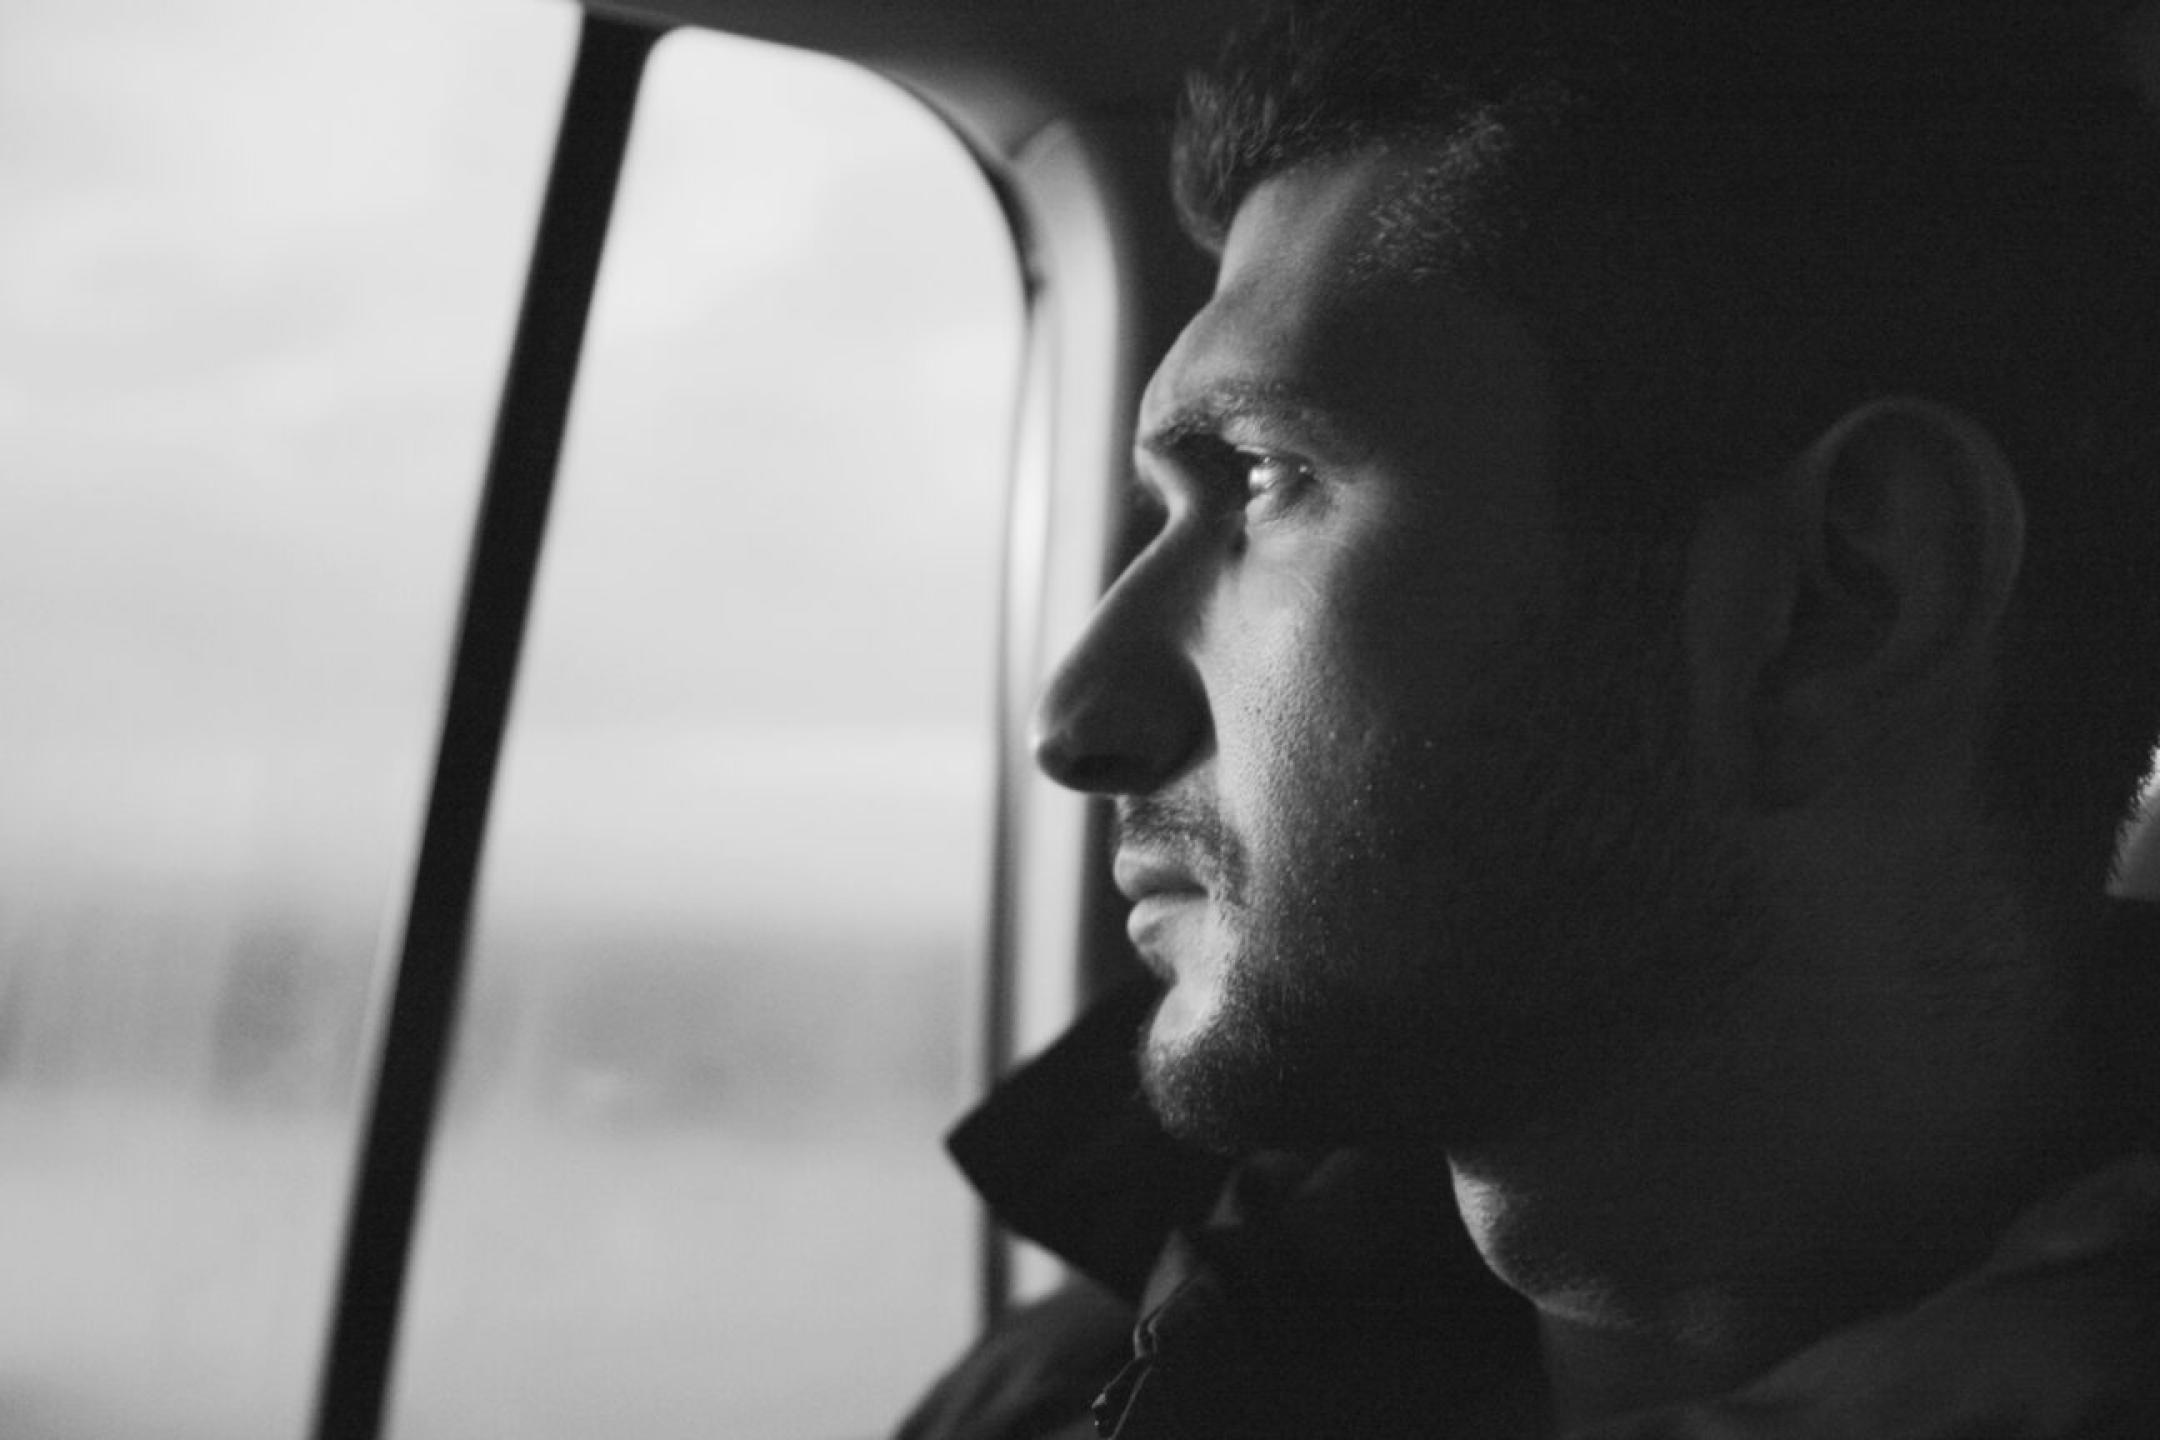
[1114,852,1208,976]
[1112,850,1207,904]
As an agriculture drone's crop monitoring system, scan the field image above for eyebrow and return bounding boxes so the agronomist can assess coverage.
[1139,381,1366,463]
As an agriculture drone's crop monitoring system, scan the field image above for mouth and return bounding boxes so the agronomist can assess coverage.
[1113,851,1208,974]
[1111,851,1207,905]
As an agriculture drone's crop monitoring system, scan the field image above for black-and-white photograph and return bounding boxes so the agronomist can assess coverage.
[4,3,2157,1437]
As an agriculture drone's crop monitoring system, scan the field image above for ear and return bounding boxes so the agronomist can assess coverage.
[1694,397,2026,810]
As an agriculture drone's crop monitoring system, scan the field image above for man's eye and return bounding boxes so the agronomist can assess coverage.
[1240,451,1316,517]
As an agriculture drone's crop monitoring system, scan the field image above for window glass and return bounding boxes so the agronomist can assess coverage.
[0,2,573,1436]
[385,29,1023,1440]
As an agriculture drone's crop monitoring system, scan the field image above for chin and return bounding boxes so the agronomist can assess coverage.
[1135,978,1322,1155]
[1135,989,1234,1149]
[1138,1032,1246,1155]
[1144,969,1215,1048]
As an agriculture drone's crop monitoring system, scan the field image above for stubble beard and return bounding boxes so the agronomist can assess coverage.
[1137,610,1763,1158]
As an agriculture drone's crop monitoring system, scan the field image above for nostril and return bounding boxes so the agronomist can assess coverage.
[1034,711,1195,796]
[1032,729,1110,793]
[1031,713,1133,794]
[1054,753,1128,793]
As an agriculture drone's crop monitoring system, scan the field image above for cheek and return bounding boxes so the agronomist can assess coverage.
[1209,572,1399,850]
[1199,493,1552,844]
[1226,541,1489,757]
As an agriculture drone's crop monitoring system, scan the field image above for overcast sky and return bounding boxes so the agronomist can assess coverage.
[0,1,1024,937]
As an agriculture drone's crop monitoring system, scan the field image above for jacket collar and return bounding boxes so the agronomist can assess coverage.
[947,981,1230,1303]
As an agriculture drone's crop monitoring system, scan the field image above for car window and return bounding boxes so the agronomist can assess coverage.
[1,9,1020,1439]
[379,27,1022,1440]
[0,2,574,1435]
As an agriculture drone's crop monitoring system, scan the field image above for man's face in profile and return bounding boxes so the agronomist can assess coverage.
[1036,142,1755,1151]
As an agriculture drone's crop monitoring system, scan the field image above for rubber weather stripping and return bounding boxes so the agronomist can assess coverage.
[309,13,661,1439]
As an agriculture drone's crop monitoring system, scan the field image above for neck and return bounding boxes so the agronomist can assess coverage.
[1446,911,2107,1431]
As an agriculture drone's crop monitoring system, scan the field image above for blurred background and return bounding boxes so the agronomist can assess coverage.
[0,4,1023,1435]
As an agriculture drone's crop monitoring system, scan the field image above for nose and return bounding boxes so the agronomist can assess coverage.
[1030,540,1209,795]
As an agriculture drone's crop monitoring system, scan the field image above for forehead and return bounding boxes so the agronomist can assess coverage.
[1141,141,1552,476]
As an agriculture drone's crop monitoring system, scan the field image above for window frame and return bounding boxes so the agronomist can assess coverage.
[308,18,661,1439]
[307,3,1241,1432]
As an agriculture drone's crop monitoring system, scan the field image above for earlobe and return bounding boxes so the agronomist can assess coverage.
[1749,397,2026,806]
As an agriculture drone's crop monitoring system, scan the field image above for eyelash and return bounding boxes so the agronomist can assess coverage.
[1128,441,1319,536]
[1238,449,1316,520]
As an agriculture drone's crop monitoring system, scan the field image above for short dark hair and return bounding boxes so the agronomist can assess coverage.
[1173,0,2160,906]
